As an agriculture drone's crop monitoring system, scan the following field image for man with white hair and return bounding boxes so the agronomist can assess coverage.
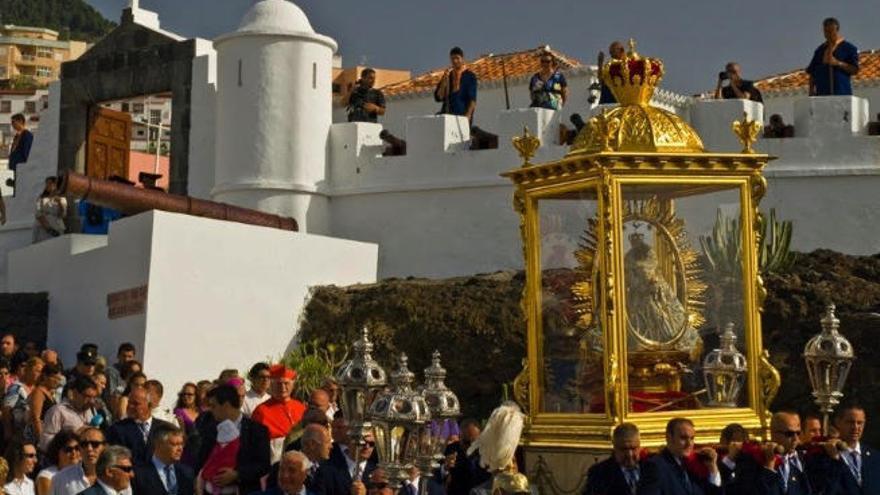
[255,451,316,495]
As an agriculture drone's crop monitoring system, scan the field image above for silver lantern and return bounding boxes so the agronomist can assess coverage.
[369,353,432,491]
[416,351,461,495]
[804,303,855,432]
[703,323,747,407]
[336,327,388,448]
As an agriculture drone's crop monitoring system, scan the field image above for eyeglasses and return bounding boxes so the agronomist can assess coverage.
[254,374,271,380]
[180,393,195,397]
[80,440,105,449]
[774,430,800,438]
[112,465,134,473]
[63,445,81,454]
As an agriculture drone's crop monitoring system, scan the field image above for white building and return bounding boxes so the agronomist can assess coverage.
[0,0,878,401]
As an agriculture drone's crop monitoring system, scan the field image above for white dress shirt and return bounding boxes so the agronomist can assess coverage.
[242,390,270,417]
[4,477,35,495]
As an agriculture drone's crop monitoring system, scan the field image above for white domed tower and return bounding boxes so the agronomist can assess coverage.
[212,0,337,233]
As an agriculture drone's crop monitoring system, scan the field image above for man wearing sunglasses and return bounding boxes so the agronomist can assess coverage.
[51,427,107,495]
[329,431,377,487]
[728,411,812,495]
[78,445,135,495]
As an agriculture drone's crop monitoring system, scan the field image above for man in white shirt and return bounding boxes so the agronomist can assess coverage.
[78,446,135,495]
[52,427,110,495]
[242,362,271,417]
[145,380,179,426]
[40,377,98,451]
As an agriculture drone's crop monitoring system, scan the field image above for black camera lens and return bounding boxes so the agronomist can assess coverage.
[719,71,729,80]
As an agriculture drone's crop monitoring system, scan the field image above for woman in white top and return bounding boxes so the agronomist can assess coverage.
[36,431,81,495]
[33,176,67,243]
[3,440,37,495]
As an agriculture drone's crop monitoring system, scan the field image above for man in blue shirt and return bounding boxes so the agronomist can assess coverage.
[8,113,33,172]
[807,17,859,96]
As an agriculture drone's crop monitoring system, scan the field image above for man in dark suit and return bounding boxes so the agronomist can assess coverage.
[107,386,174,465]
[301,423,351,495]
[77,445,135,495]
[254,451,317,495]
[132,422,195,495]
[585,423,642,495]
[729,411,812,495]
[443,418,491,495]
[809,404,880,495]
[328,431,377,486]
[717,423,749,486]
[196,384,271,495]
[637,417,723,495]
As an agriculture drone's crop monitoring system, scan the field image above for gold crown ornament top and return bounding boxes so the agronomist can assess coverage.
[570,39,705,155]
[601,39,664,106]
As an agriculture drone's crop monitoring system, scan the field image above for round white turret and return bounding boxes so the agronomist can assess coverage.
[212,0,337,233]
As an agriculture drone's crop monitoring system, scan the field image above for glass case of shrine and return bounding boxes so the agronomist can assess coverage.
[504,41,778,451]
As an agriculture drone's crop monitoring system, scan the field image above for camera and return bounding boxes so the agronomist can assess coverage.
[718,71,730,81]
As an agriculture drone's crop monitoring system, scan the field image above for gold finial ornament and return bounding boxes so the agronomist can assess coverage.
[512,126,541,167]
[732,112,763,154]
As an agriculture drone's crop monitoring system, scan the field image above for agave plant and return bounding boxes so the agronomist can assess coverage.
[280,339,349,402]
[700,208,796,277]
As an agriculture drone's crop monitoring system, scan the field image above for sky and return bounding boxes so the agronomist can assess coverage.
[85,0,880,95]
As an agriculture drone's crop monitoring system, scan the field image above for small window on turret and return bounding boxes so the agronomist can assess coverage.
[238,59,243,87]
[313,63,317,89]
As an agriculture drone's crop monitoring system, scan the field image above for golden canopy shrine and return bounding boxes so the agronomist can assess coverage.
[503,42,780,484]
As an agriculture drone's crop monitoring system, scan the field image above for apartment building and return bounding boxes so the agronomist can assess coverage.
[0,25,88,86]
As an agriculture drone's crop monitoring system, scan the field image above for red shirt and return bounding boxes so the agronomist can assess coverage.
[251,397,306,439]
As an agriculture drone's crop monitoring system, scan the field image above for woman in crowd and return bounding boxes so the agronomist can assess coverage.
[33,177,67,243]
[3,440,37,495]
[529,52,568,110]
[174,382,202,468]
[35,431,80,495]
[90,371,113,427]
[24,364,62,444]
[196,380,213,412]
[2,357,43,444]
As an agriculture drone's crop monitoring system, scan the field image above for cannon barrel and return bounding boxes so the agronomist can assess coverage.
[61,171,298,232]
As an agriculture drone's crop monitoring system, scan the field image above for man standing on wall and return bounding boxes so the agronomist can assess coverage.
[347,68,386,123]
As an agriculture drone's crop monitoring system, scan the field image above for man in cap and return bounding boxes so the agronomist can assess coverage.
[252,364,307,463]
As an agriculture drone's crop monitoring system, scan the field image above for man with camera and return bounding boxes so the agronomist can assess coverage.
[714,62,762,103]
[347,68,386,123]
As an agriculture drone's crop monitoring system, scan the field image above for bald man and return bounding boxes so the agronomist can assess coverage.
[729,411,812,495]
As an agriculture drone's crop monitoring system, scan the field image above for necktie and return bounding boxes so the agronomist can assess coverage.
[164,464,178,495]
[850,451,862,485]
[138,422,150,443]
[624,468,639,495]
[679,463,693,495]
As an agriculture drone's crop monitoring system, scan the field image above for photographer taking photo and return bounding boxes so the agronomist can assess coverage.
[347,68,386,123]
[714,62,762,102]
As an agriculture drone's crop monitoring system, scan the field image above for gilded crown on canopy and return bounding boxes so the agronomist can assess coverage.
[600,39,664,106]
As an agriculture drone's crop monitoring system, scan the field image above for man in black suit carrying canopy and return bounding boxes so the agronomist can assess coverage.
[585,422,643,495]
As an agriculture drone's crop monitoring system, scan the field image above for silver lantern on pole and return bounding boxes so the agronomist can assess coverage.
[703,323,748,407]
[804,303,855,433]
[336,327,388,459]
[369,353,432,491]
[416,351,461,495]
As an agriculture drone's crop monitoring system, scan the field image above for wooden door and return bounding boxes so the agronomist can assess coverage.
[87,107,131,181]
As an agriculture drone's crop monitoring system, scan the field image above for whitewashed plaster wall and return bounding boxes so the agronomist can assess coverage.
[185,38,218,199]
[761,84,880,126]
[0,82,61,289]
[7,211,378,407]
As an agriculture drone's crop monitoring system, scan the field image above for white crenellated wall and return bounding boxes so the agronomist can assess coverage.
[688,96,880,255]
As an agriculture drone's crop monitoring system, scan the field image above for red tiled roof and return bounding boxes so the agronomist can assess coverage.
[380,46,582,97]
[755,50,880,93]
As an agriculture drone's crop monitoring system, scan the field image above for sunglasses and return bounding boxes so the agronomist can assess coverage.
[112,465,134,473]
[364,441,376,448]
[23,453,37,459]
[63,445,81,454]
[81,440,105,449]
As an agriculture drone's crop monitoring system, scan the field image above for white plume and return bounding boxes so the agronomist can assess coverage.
[467,401,525,472]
